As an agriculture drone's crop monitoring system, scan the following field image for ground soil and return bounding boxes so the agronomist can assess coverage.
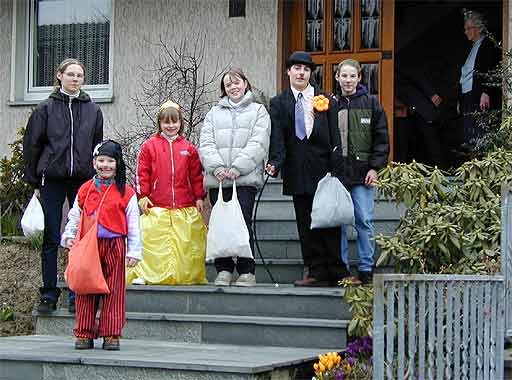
[0,239,67,337]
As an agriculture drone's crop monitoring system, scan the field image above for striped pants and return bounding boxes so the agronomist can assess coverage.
[74,237,126,338]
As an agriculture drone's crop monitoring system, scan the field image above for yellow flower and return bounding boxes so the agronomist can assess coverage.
[313,95,329,112]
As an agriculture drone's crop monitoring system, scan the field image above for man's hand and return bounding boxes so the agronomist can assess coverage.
[138,197,153,215]
[365,169,378,187]
[480,93,490,111]
[265,164,277,177]
[214,167,228,182]
[226,169,240,180]
[431,94,443,107]
[126,258,139,268]
[34,189,41,199]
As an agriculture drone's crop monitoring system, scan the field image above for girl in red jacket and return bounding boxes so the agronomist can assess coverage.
[127,101,207,285]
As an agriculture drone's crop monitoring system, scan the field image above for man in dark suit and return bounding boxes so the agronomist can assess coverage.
[266,51,349,286]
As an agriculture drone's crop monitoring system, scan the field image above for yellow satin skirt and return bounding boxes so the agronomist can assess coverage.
[126,206,207,285]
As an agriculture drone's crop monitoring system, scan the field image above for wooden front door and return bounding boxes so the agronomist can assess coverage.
[281,0,395,156]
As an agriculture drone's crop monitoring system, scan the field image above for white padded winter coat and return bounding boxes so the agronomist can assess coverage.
[199,91,271,189]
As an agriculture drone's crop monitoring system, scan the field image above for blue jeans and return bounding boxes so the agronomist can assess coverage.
[340,185,375,272]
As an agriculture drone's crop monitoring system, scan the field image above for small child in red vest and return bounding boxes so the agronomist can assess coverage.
[61,140,142,350]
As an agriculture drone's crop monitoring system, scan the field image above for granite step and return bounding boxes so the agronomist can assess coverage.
[0,335,325,380]
[35,311,348,349]
[60,284,351,320]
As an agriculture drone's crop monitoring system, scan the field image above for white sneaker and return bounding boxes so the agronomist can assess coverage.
[234,273,256,287]
[131,278,145,285]
[214,271,233,286]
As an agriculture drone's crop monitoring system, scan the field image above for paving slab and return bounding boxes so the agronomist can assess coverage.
[0,335,327,373]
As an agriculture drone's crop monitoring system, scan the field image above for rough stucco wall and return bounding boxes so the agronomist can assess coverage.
[0,1,33,156]
[100,0,278,140]
[0,0,278,156]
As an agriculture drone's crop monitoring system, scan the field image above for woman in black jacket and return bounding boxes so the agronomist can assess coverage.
[23,58,103,313]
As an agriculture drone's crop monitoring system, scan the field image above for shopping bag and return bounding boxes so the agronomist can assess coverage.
[311,173,355,229]
[206,181,253,261]
[21,194,45,237]
[65,220,110,295]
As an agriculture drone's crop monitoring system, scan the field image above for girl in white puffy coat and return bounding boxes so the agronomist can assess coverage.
[199,68,270,287]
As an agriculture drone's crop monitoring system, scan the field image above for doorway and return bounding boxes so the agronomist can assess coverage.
[393,1,503,169]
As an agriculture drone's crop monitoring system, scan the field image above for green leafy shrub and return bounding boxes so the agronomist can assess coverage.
[0,127,32,236]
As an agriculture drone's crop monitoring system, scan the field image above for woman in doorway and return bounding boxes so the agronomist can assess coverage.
[199,68,270,287]
[23,58,104,313]
[459,9,500,149]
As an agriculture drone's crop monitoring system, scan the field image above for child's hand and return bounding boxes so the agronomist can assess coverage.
[138,197,153,215]
[65,238,75,249]
[196,199,204,212]
[126,257,139,267]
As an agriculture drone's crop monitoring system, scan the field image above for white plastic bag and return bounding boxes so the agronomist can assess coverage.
[21,194,45,237]
[311,173,355,229]
[206,180,253,261]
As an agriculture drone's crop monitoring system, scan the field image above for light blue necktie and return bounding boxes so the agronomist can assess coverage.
[295,93,306,140]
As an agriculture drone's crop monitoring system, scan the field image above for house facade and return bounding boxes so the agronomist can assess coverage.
[1,0,510,161]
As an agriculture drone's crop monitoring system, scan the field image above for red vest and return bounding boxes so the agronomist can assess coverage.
[77,179,135,235]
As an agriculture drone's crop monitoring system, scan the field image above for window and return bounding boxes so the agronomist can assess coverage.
[9,0,114,104]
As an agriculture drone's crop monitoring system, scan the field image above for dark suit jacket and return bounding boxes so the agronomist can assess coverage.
[268,87,341,196]
[460,36,501,108]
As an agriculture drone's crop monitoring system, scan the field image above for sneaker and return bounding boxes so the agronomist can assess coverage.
[68,299,76,314]
[102,336,120,351]
[214,271,232,286]
[131,278,145,285]
[75,337,94,350]
[234,273,256,287]
[37,299,56,314]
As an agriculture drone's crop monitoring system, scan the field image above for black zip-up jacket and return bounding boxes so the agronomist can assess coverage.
[23,89,103,188]
[336,85,389,186]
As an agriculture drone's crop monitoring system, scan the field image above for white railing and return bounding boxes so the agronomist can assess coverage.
[373,274,505,380]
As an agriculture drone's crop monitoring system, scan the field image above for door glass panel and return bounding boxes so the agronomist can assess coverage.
[362,63,378,95]
[333,0,352,51]
[311,64,324,89]
[360,0,380,48]
[305,0,324,52]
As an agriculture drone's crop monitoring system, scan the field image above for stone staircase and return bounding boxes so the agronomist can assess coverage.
[0,177,403,380]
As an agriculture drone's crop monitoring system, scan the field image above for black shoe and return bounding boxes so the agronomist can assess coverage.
[358,271,373,285]
[68,299,76,314]
[37,299,56,314]
[75,337,94,350]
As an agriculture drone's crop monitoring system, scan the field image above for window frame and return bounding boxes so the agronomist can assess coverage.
[9,0,114,104]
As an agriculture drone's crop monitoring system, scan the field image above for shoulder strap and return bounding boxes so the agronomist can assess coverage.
[83,181,113,219]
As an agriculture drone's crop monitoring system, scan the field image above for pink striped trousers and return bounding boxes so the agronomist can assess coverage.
[73,237,126,338]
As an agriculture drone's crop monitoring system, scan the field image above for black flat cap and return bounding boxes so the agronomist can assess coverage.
[286,51,316,71]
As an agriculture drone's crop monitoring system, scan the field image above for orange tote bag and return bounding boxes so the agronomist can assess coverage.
[64,184,111,295]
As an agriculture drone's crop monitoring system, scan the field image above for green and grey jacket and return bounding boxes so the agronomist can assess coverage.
[336,85,389,186]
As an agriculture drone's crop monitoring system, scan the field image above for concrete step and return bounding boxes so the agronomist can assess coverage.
[35,311,348,349]
[60,284,350,320]
[255,196,406,221]
[255,219,400,240]
[0,335,325,380]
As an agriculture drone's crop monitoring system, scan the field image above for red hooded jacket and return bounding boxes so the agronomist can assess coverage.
[135,134,205,209]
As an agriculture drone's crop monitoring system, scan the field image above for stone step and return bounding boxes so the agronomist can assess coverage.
[0,335,325,380]
[60,284,350,320]
[255,196,406,221]
[205,258,392,283]
[35,311,348,349]
[254,219,400,240]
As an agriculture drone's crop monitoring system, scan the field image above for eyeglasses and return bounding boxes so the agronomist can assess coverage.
[464,26,478,32]
[64,72,84,79]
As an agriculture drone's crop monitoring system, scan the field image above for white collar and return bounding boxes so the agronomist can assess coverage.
[290,84,314,101]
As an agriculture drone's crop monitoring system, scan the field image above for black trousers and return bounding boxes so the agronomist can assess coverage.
[40,178,83,303]
[292,194,347,281]
[209,186,256,275]
[461,91,483,144]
